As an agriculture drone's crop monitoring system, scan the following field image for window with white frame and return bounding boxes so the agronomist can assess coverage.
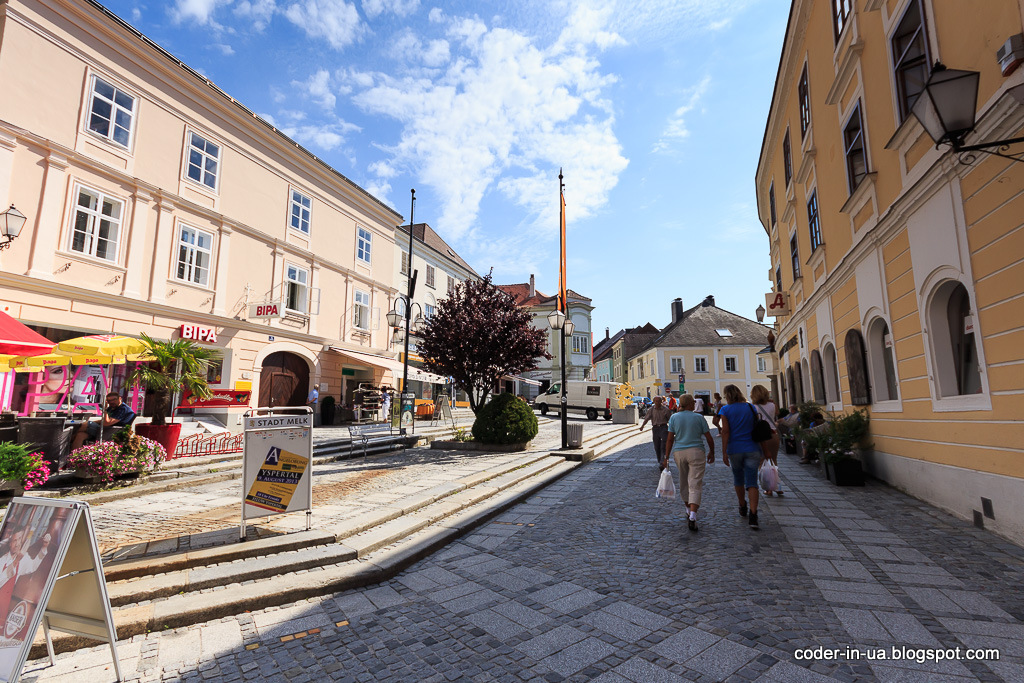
[724,356,738,373]
[353,289,370,329]
[70,185,123,262]
[186,132,220,190]
[670,357,683,373]
[290,190,312,234]
[639,361,645,379]
[424,303,436,319]
[572,335,590,354]
[757,356,767,373]
[425,264,435,288]
[176,225,213,286]
[400,251,409,275]
[87,76,136,149]
[356,227,372,265]
[447,275,456,295]
[285,264,309,313]
[694,356,708,373]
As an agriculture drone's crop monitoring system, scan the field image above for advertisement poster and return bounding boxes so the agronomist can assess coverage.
[244,444,309,513]
[0,502,76,682]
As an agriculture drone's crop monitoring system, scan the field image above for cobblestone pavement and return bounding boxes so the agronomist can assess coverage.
[94,416,622,560]
[24,430,1024,682]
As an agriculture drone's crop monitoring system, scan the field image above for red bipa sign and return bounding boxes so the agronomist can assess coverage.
[180,324,218,343]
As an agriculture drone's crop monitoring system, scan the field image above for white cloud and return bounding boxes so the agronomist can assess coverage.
[652,75,711,153]
[234,0,277,30]
[362,0,419,19]
[352,11,627,242]
[608,0,755,43]
[279,121,360,151]
[213,43,235,55]
[130,7,142,23]
[388,29,449,68]
[284,0,364,50]
[170,0,230,25]
[292,69,336,110]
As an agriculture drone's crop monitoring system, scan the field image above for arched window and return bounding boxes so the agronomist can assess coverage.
[823,343,841,404]
[810,350,826,403]
[801,358,812,402]
[786,366,796,407]
[793,362,805,404]
[867,318,899,401]
[844,329,871,405]
[928,281,982,396]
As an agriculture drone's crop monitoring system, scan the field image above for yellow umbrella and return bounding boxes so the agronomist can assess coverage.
[71,354,125,366]
[57,334,147,356]
[26,353,72,368]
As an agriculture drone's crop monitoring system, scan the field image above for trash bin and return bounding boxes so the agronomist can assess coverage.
[567,423,584,448]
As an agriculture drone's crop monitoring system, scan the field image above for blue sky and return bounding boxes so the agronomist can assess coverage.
[106,0,788,336]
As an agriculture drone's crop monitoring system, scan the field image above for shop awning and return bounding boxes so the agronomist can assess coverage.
[502,375,542,386]
[0,311,53,356]
[329,347,404,374]
[407,367,449,384]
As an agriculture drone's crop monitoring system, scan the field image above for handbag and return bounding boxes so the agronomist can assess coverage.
[749,404,773,443]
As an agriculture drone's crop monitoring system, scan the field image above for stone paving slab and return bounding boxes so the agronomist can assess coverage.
[21,427,1024,682]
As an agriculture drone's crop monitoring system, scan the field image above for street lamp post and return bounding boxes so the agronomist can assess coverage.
[397,189,416,433]
[0,205,26,251]
[546,309,574,449]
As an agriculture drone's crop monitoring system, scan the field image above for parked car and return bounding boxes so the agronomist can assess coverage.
[533,381,624,420]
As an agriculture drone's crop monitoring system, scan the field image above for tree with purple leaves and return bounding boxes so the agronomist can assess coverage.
[418,272,550,414]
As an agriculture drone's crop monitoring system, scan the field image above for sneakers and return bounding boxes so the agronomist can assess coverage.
[687,518,698,532]
[739,503,748,517]
[748,512,759,529]
[777,490,785,496]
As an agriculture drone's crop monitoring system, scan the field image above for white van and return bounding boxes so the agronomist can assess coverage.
[533,381,624,420]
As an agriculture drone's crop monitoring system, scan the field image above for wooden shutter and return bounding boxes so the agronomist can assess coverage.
[811,350,825,403]
[845,329,871,405]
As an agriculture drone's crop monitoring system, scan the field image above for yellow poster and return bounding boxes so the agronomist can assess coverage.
[244,446,309,513]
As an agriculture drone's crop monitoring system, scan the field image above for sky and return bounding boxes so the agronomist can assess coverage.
[103,0,789,337]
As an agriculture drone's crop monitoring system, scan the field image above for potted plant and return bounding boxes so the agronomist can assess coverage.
[0,442,51,494]
[68,429,166,483]
[813,410,871,486]
[320,395,336,426]
[129,333,214,459]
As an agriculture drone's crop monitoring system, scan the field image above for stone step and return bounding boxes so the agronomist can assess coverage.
[33,456,581,659]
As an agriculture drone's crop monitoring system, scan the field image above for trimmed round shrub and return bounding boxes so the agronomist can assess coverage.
[472,393,539,445]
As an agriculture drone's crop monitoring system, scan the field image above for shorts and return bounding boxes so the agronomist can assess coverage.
[730,450,761,488]
[86,421,102,439]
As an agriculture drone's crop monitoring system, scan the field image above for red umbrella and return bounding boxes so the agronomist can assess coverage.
[0,310,53,356]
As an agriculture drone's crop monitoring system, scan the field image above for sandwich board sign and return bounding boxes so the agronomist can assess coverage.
[0,498,121,682]
[241,407,314,540]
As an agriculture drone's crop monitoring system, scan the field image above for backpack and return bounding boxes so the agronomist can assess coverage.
[749,404,773,443]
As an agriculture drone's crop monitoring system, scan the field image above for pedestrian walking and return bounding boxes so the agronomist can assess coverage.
[711,392,724,428]
[693,395,704,415]
[667,394,678,412]
[663,394,715,532]
[718,384,763,529]
[639,395,672,469]
[750,385,783,496]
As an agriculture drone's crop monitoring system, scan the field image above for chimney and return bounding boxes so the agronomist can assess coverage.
[529,274,535,298]
[702,295,715,307]
[671,298,684,323]
[605,327,610,340]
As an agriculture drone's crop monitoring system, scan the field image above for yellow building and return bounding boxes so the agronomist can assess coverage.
[626,297,772,406]
[0,0,404,424]
[756,0,1024,542]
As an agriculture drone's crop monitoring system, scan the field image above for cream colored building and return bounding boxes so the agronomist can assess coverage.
[0,0,406,423]
[626,297,772,405]
[757,0,1024,542]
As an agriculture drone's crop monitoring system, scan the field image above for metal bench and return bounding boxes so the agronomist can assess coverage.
[347,423,411,457]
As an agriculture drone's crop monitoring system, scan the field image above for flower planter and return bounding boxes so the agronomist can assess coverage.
[17,417,73,472]
[0,479,25,497]
[825,458,865,486]
[74,469,105,484]
[135,423,182,459]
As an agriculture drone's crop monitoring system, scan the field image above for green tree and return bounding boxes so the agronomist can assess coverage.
[127,333,215,425]
[417,273,550,413]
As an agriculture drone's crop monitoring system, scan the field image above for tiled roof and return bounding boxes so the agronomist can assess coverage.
[637,302,771,353]
[398,223,479,277]
[593,328,627,361]
[496,283,592,309]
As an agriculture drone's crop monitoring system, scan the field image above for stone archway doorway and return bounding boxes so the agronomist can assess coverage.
[259,351,310,407]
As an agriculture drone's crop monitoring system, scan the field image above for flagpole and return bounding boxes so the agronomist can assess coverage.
[559,169,568,450]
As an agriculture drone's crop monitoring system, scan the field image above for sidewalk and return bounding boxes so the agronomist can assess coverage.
[23,428,1024,682]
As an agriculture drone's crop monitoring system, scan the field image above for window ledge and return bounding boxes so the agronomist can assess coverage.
[168,278,215,294]
[870,399,903,413]
[826,38,865,106]
[931,393,992,413]
[183,177,220,198]
[55,250,126,272]
[283,310,310,322]
[800,125,814,154]
[795,148,816,185]
[83,130,135,160]
[884,115,924,150]
[840,172,877,214]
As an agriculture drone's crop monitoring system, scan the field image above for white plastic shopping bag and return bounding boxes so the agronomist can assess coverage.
[656,468,676,499]
[759,462,780,492]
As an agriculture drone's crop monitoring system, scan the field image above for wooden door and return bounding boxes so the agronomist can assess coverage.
[258,352,309,407]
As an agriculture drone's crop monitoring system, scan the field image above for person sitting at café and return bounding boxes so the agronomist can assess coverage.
[72,392,135,450]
